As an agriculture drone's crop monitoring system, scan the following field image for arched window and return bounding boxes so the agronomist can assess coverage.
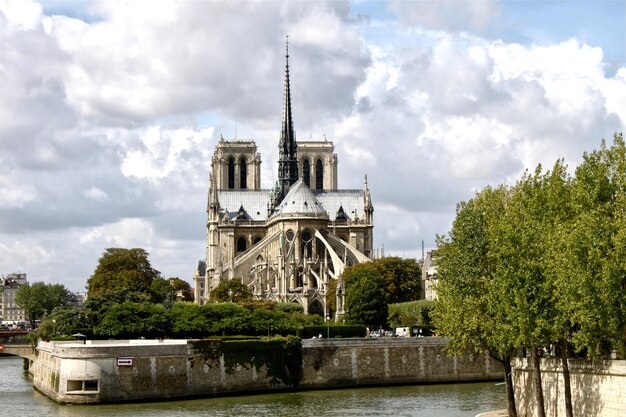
[308,299,323,316]
[253,236,262,245]
[236,237,247,252]
[227,157,235,189]
[315,159,323,190]
[303,159,311,188]
[239,156,247,189]
[301,229,313,259]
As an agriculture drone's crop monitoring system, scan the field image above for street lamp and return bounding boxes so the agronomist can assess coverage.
[326,315,331,339]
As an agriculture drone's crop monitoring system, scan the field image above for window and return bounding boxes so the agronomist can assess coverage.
[227,157,235,189]
[236,237,247,252]
[301,230,312,259]
[239,157,247,189]
[67,379,99,394]
[303,159,310,187]
[315,159,323,190]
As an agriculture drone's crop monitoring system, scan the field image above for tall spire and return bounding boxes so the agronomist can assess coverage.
[275,35,299,208]
[281,35,296,153]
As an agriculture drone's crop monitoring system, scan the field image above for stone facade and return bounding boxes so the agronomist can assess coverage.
[512,357,626,417]
[421,250,438,300]
[194,43,374,319]
[0,273,28,323]
[31,338,502,404]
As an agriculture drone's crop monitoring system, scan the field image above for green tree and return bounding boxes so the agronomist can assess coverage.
[388,300,435,328]
[210,279,252,303]
[16,282,70,328]
[325,278,337,318]
[149,276,176,306]
[343,264,388,326]
[83,288,149,325]
[489,165,568,417]
[169,277,194,301]
[373,257,421,303]
[49,306,86,336]
[87,248,160,298]
[169,302,209,338]
[434,185,519,417]
[94,301,171,339]
[202,302,252,335]
[558,134,626,356]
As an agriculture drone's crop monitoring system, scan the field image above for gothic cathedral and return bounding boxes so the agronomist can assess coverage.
[194,41,374,320]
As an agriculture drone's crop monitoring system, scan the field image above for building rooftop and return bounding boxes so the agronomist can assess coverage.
[274,179,327,216]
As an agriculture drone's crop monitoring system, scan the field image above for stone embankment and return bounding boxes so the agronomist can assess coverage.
[475,411,507,417]
[31,337,503,404]
[512,358,626,417]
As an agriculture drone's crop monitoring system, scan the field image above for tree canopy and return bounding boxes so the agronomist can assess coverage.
[373,256,421,303]
[210,279,253,303]
[169,277,194,302]
[16,281,69,328]
[433,133,626,417]
[87,248,160,298]
[343,263,388,326]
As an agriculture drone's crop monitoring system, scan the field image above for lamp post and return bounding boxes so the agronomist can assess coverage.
[326,315,331,339]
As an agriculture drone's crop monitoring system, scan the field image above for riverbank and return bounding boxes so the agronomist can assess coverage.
[1,356,507,417]
[31,337,503,403]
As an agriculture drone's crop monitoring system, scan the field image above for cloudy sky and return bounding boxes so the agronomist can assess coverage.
[1,0,624,292]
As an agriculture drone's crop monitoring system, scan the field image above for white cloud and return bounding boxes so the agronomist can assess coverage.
[0,176,36,207]
[0,0,624,292]
[0,0,42,31]
[121,126,214,182]
[83,186,108,201]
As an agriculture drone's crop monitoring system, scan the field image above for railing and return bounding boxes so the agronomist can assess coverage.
[0,329,29,338]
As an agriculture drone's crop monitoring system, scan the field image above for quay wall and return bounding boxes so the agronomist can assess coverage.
[32,337,502,404]
[512,358,626,417]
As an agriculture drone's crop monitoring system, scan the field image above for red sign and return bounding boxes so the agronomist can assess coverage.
[0,344,3,353]
[116,357,133,367]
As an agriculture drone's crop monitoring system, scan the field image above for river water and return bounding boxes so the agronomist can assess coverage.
[0,356,505,417]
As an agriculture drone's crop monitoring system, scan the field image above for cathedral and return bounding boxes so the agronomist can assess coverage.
[193,42,374,319]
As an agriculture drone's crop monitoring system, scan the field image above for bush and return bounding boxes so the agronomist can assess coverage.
[170,302,209,338]
[94,302,171,339]
[275,302,304,314]
[297,325,367,339]
[388,300,436,328]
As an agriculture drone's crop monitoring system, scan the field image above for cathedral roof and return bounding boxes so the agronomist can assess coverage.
[274,178,327,216]
[217,187,366,222]
[218,190,271,221]
[316,190,366,221]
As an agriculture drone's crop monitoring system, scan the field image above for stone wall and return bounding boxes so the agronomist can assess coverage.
[32,337,502,404]
[300,338,501,388]
[512,358,626,417]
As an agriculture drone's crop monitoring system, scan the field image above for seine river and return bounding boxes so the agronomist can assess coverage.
[0,356,505,416]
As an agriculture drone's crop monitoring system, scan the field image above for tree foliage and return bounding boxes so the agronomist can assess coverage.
[149,277,176,306]
[388,300,435,328]
[94,301,171,339]
[87,248,160,298]
[83,288,149,324]
[373,256,421,303]
[16,282,70,328]
[210,279,253,303]
[343,263,388,326]
[433,133,626,417]
[169,277,194,302]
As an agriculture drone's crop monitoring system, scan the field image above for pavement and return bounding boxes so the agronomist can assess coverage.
[475,411,508,417]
